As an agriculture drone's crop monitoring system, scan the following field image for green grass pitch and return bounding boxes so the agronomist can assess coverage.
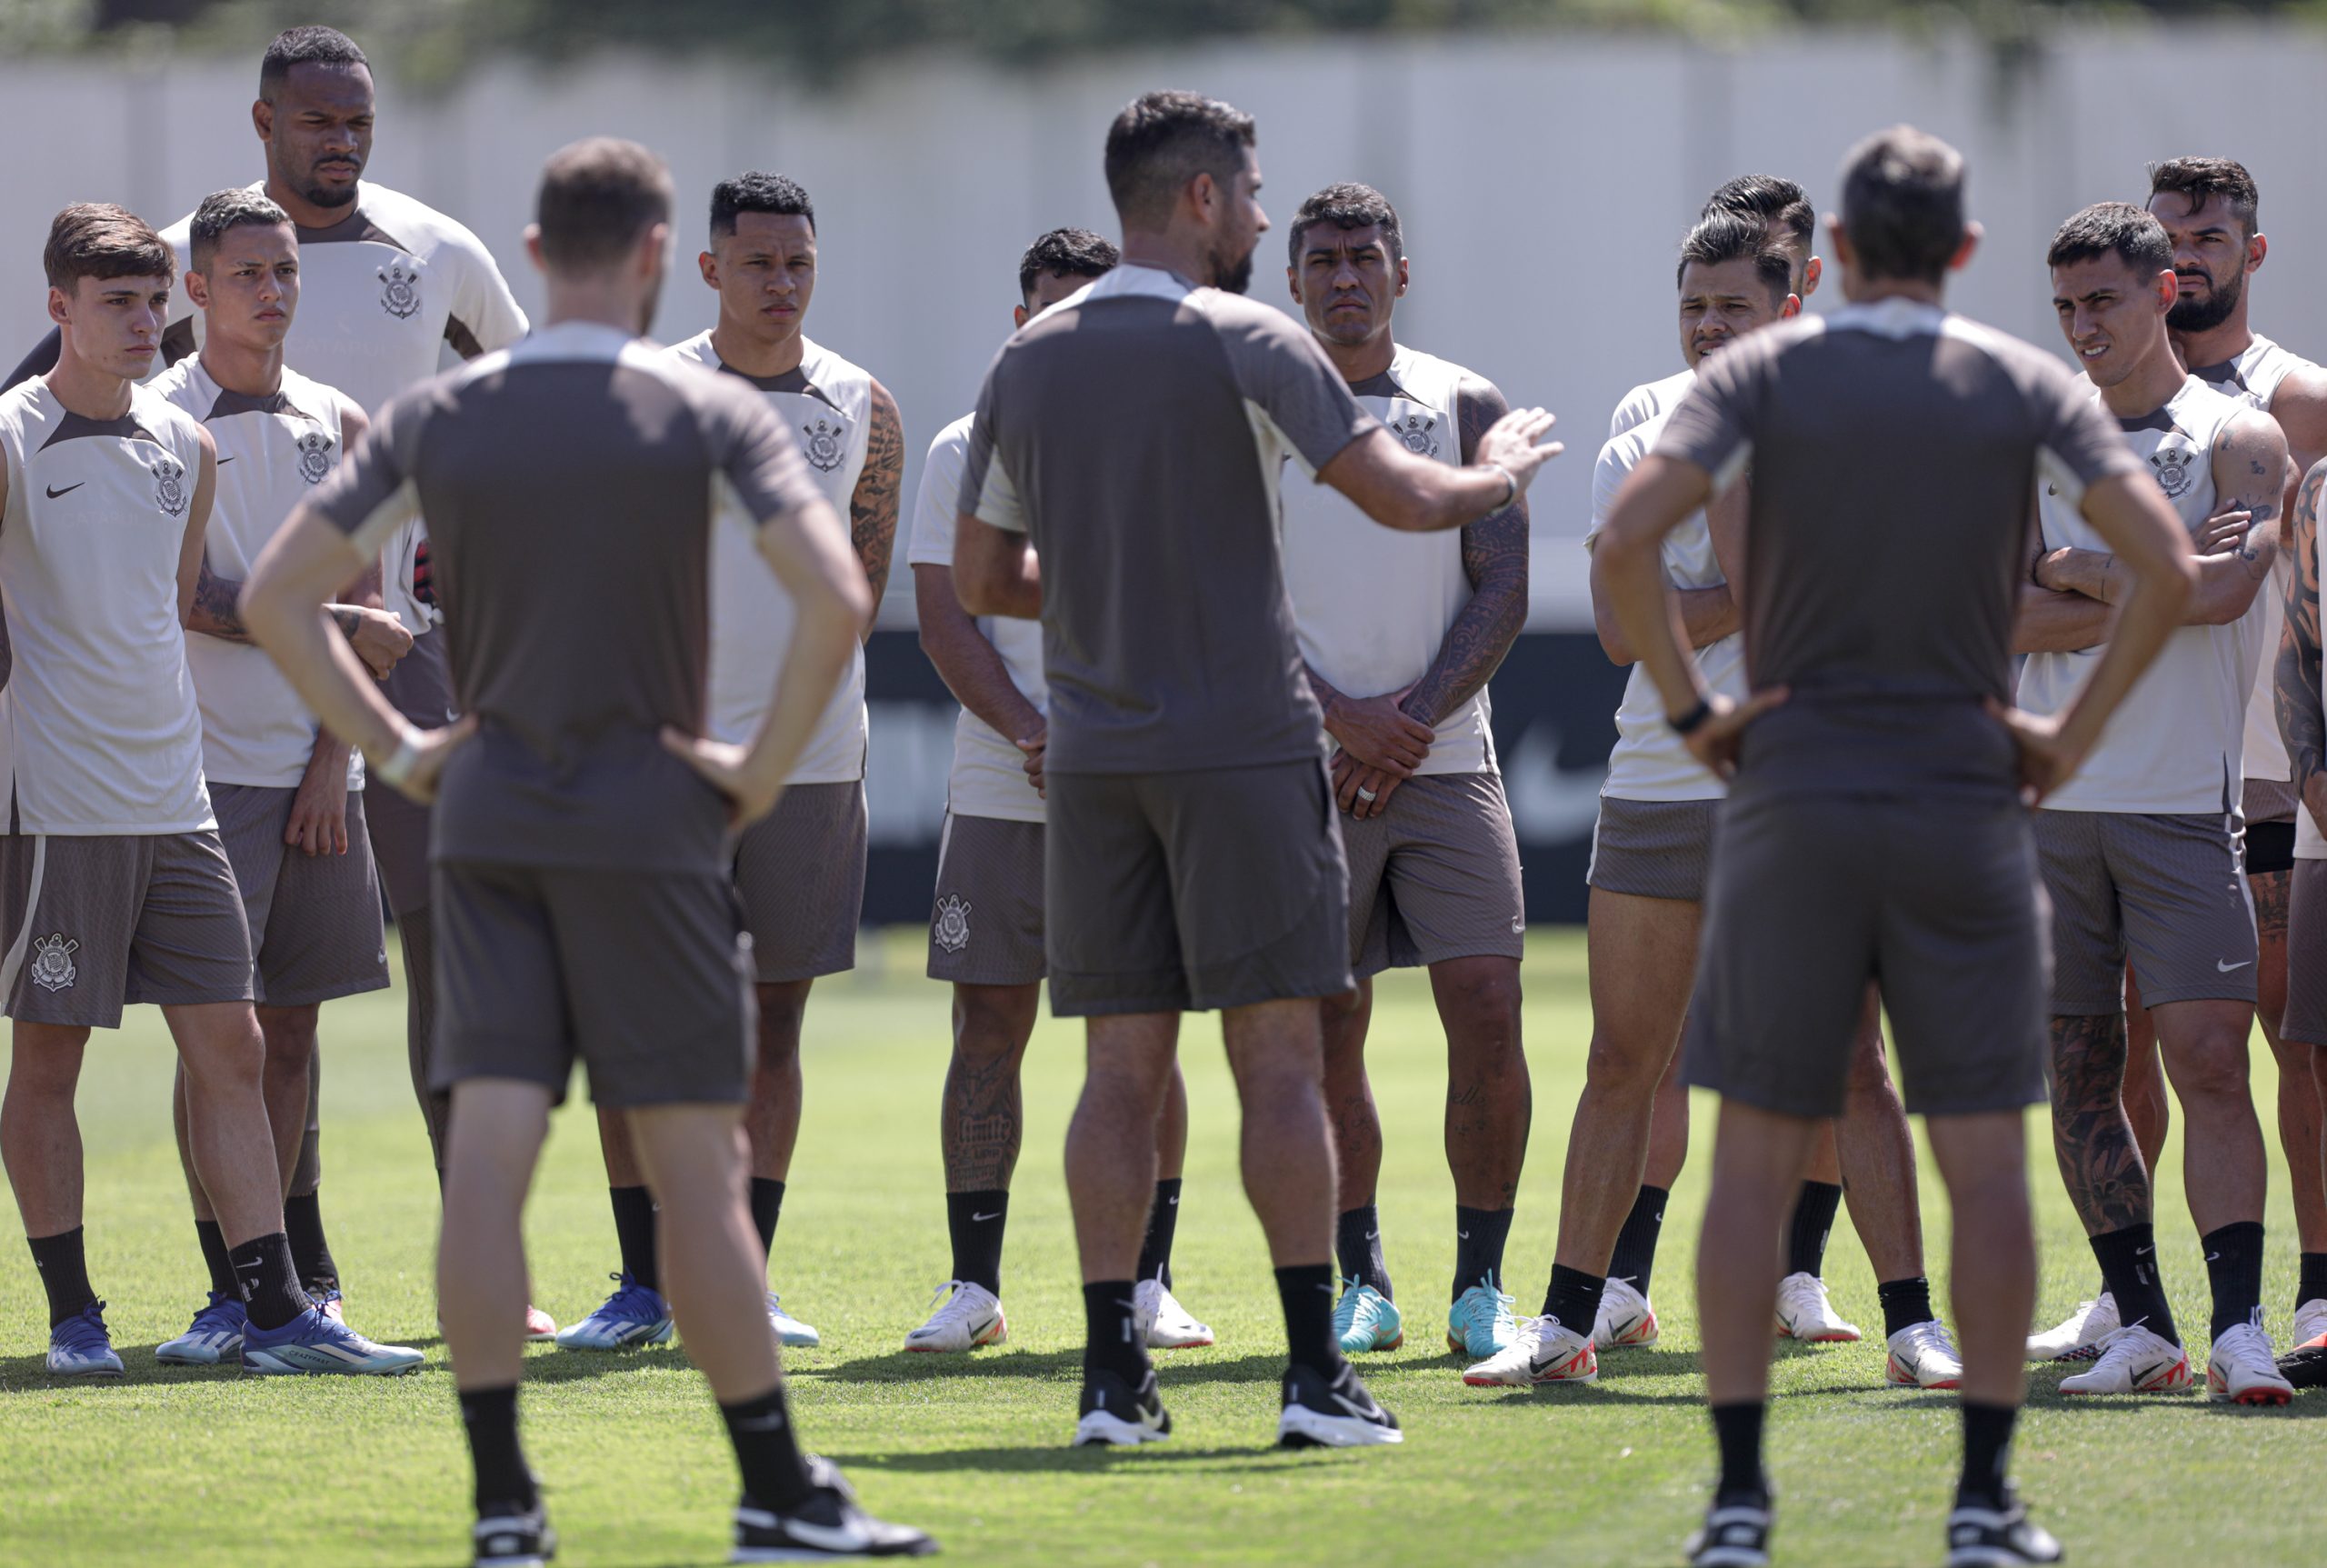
[2,928,2321,1566]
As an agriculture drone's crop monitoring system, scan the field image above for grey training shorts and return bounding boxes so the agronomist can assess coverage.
[2034,808,2257,1015]
[2282,857,2327,1046]
[432,857,755,1109]
[734,781,867,984]
[366,628,455,917]
[1685,789,2049,1119]
[928,813,1045,987]
[1587,796,1719,903]
[1045,759,1353,1017]
[213,784,390,1008]
[0,830,255,1028]
[1343,772,1525,977]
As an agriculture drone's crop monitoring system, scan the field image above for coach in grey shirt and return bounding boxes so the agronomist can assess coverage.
[1594,125,2193,1568]
[953,90,1557,1452]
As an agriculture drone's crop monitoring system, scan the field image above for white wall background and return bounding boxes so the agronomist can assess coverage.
[10,22,2327,626]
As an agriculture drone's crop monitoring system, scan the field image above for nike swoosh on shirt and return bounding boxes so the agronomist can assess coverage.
[44,482,83,498]
[2217,959,2253,973]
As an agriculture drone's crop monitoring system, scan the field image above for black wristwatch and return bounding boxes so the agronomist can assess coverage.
[1668,697,1713,735]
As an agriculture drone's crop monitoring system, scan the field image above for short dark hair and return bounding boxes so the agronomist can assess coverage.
[188,188,293,274]
[1017,227,1117,302]
[2046,201,2172,278]
[1674,210,1794,304]
[1104,91,1257,229]
[534,137,674,273]
[1838,125,1967,285]
[2149,155,2260,239]
[1286,182,1403,270]
[1702,174,1816,253]
[709,172,815,244]
[259,26,367,101]
[44,203,173,292]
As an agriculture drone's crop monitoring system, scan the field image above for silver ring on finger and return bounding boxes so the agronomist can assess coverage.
[1355,785,1379,802]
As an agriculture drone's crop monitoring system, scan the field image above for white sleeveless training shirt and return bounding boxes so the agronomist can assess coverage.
[2019,375,2258,815]
[668,331,872,783]
[904,413,1049,824]
[154,357,365,791]
[1281,345,1496,776]
[1585,370,1748,803]
[0,380,214,834]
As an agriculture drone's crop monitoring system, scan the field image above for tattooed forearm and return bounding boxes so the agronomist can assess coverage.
[187,558,251,641]
[1407,375,1531,727]
[2276,461,2327,804]
[941,1048,1025,1191]
[849,379,904,637]
[2046,1012,2152,1235]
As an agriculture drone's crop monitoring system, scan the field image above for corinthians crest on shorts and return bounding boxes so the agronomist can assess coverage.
[1392,410,1440,458]
[800,414,848,473]
[932,894,972,954]
[377,256,422,320]
[295,428,336,484]
[29,934,77,993]
[151,453,188,516]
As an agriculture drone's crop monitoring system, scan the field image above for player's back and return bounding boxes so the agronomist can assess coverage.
[961,264,1372,775]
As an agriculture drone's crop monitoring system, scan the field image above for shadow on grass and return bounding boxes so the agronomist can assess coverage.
[821,1440,1382,1475]
[802,1347,1296,1385]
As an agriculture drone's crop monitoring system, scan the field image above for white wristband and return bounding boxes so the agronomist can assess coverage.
[375,724,424,789]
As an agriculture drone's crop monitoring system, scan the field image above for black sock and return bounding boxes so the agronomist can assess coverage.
[1333,1203,1391,1300]
[722,1383,816,1512]
[1877,1276,1937,1339]
[194,1219,235,1299]
[26,1227,96,1328]
[1082,1279,1147,1385]
[609,1185,660,1295]
[1136,1178,1182,1288]
[2202,1221,2266,1343]
[1452,1205,1515,1303]
[1543,1263,1606,1336]
[945,1190,1009,1295]
[1276,1262,1344,1377]
[2090,1223,2176,1343]
[2300,1251,2327,1309]
[283,1191,338,1297]
[1786,1181,1843,1279]
[228,1231,310,1331]
[457,1384,538,1516]
[1709,1401,1770,1508]
[1956,1400,2017,1512]
[748,1177,785,1262]
[1609,1183,1669,1296]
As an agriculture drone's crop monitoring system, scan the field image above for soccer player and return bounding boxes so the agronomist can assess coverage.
[2274,454,2327,1381]
[1596,127,2194,1566]
[0,203,419,1379]
[2012,202,2294,1406]
[242,137,930,1564]
[557,171,903,1355]
[2141,155,2327,1351]
[147,189,419,1364]
[953,90,1558,1449]
[903,227,1212,1355]
[1467,207,1961,1394]
[1274,183,1533,1362]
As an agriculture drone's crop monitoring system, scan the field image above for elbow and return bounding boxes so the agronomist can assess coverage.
[1592,613,1635,666]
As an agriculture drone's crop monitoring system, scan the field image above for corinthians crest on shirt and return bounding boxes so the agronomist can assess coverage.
[1391,409,1440,459]
[294,428,337,484]
[2149,434,2199,500]
[151,453,188,516]
[800,414,848,473]
[377,256,422,320]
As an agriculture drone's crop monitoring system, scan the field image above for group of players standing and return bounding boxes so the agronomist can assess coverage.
[6,22,2327,1568]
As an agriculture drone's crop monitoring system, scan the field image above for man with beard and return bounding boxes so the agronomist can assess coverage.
[1275,182,1534,1364]
[952,89,1560,1449]
[7,26,538,1339]
[2013,202,2292,1407]
[242,136,930,1565]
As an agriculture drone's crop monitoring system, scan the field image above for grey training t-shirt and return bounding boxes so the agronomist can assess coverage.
[958,265,1377,774]
[311,320,825,873]
[1655,298,2142,797]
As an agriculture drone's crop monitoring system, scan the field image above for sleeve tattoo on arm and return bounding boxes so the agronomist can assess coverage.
[2276,462,2327,804]
[1403,375,1530,727]
[850,381,904,613]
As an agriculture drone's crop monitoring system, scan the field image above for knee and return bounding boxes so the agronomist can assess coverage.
[1583,1031,1668,1103]
[953,988,1034,1063]
[2171,1032,2253,1106]
[260,1012,319,1074]
[1843,1035,1897,1097]
[1438,960,1523,1047]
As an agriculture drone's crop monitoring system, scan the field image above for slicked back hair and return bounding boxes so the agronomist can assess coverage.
[1018,227,1117,303]
[1703,173,1816,252]
[1838,125,1967,286]
[44,203,173,292]
[1675,210,1794,305]
[259,25,367,100]
[2149,155,2261,239]
[1104,91,1257,229]
[2047,201,2172,278]
[1286,182,1403,271]
[710,172,815,244]
[189,188,294,274]
[534,137,674,274]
